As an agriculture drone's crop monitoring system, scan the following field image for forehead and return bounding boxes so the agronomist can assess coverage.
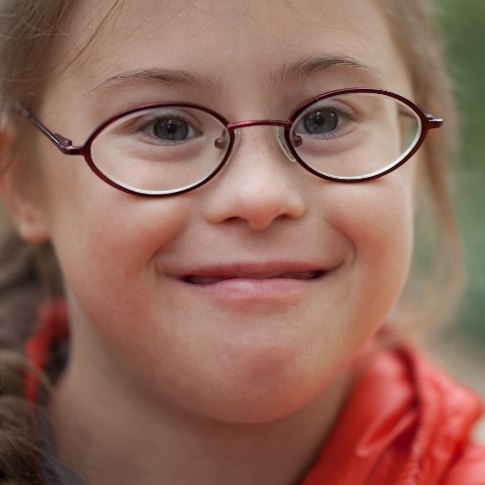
[49,0,410,117]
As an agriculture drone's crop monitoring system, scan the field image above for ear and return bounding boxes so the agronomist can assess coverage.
[0,127,50,243]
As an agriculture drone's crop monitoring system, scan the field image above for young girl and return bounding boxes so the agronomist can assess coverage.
[0,0,483,483]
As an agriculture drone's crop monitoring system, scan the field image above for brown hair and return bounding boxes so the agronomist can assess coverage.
[0,0,461,482]
[377,0,463,332]
[0,1,119,482]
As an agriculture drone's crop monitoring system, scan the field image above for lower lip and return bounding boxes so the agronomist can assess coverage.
[176,275,328,306]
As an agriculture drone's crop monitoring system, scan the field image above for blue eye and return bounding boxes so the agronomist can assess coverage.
[302,109,339,135]
[152,117,189,141]
[133,110,203,145]
[293,100,357,140]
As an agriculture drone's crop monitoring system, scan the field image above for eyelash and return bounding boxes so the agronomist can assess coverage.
[126,112,202,145]
[294,102,359,138]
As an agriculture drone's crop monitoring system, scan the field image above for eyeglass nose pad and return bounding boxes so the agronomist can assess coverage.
[217,129,241,165]
[214,129,241,165]
[232,129,241,152]
[275,127,296,162]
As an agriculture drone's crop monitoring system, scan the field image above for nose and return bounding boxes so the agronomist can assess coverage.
[202,127,308,230]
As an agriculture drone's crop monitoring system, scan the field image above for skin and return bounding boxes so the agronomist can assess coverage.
[5,0,420,483]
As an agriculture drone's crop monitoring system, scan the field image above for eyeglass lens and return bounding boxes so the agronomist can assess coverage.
[291,92,419,179]
[90,92,420,194]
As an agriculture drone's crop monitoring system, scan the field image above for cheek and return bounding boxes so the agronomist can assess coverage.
[42,162,194,315]
[329,172,415,319]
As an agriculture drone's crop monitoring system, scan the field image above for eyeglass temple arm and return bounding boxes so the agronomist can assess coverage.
[14,102,84,155]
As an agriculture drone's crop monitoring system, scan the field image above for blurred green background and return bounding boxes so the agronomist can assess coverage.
[440,0,485,344]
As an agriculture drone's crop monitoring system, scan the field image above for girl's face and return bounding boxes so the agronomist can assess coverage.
[27,0,417,422]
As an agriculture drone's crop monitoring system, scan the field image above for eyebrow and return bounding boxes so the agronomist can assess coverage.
[92,68,220,93]
[92,55,380,93]
[272,55,380,84]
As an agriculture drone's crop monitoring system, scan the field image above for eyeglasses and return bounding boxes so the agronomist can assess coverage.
[17,88,442,197]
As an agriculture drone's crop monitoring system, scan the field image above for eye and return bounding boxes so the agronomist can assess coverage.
[142,114,201,144]
[301,109,339,135]
[152,117,189,141]
[294,103,354,139]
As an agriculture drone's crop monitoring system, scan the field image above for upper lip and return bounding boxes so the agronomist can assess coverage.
[174,261,333,284]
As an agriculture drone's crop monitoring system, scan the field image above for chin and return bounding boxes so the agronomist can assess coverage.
[192,350,334,425]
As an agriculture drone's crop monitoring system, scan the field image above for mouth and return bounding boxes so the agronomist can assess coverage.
[171,262,339,305]
[183,270,324,285]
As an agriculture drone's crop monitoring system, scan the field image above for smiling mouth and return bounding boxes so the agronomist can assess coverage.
[183,270,325,285]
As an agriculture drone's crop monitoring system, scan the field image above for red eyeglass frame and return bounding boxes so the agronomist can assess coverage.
[16,88,443,197]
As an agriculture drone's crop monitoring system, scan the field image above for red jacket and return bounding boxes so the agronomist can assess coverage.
[27,300,485,484]
[302,343,485,484]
